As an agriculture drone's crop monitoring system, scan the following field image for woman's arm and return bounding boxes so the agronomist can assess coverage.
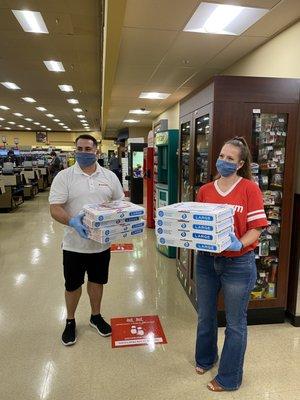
[240,228,261,248]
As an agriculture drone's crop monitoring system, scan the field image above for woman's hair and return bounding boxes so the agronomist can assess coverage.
[223,136,252,180]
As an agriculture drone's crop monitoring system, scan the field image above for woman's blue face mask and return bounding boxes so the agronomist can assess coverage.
[216,159,238,177]
[76,152,97,168]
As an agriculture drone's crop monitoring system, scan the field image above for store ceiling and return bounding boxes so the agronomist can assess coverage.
[103,0,300,138]
[0,0,102,133]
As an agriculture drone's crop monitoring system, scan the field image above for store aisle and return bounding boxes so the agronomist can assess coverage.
[0,192,299,400]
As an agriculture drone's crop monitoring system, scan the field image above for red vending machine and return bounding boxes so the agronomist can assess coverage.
[143,131,155,228]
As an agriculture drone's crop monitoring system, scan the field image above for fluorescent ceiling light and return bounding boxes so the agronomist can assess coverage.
[12,10,49,34]
[5,127,11,130]
[129,109,151,115]
[18,125,24,128]
[46,114,54,118]
[0,118,5,121]
[67,129,71,131]
[58,84,73,92]
[183,2,269,35]
[41,125,46,128]
[26,127,31,130]
[81,120,88,123]
[8,121,16,125]
[77,115,85,118]
[0,105,10,110]
[53,119,60,122]
[43,60,65,72]
[25,118,33,121]
[139,92,170,100]
[34,122,40,125]
[123,119,140,123]
[73,108,82,112]
[46,128,51,131]
[58,123,64,126]
[13,113,23,117]
[36,107,47,111]
[67,98,79,104]
[22,97,36,103]
[1,82,21,90]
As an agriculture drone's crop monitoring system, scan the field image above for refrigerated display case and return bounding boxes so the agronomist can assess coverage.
[177,75,300,324]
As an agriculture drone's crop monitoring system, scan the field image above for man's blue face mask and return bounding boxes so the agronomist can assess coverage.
[76,152,97,168]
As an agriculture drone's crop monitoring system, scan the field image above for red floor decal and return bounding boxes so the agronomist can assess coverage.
[111,315,167,348]
[111,243,134,252]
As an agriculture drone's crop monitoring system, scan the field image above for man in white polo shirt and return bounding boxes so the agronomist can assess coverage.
[49,134,124,346]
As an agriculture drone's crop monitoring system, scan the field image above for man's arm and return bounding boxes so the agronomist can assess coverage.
[50,203,71,225]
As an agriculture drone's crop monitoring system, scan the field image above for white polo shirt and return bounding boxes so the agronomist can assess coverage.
[49,162,124,253]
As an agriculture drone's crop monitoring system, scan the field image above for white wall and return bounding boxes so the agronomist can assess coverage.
[153,103,180,130]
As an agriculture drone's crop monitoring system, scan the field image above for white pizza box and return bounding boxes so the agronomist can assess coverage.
[86,219,145,237]
[83,200,145,222]
[156,202,233,223]
[88,227,145,244]
[156,234,231,253]
[155,216,233,233]
[83,215,143,228]
[155,225,232,242]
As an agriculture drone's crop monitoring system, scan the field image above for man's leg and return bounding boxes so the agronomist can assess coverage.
[87,282,103,315]
[65,286,82,319]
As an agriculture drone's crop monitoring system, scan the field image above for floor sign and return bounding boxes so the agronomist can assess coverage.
[111,315,167,348]
[111,243,134,252]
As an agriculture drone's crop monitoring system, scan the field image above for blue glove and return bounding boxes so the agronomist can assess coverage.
[68,214,88,239]
[226,232,243,251]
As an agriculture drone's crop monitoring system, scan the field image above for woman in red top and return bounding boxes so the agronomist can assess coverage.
[195,137,267,392]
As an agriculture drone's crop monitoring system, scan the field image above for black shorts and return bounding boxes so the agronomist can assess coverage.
[63,249,111,291]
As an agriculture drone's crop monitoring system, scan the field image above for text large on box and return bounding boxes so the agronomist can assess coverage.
[111,315,167,348]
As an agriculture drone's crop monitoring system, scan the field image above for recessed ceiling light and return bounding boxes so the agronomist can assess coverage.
[62,126,68,129]
[139,92,170,100]
[46,128,51,131]
[73,108,83,112]
[58,123,64,126]
[34,122,40,125]
[5,127,11,130]
[41,125,46,128]
[123,119,140,123]
[12,10,49,34]
[53,119,60,122]
[129,109,151,115]
[67,129,71,131]
[0,105,10,110]
[67,99,79,104]
[26,127,31,131]
[77,115,85,118]
[183,2,269,35]
[13,113,23,117]
[1,82,21,90]
[81,120,87,123]
[43,60,65,72]
[8,121,16,125]
[82,124,89,126]
[36,106,47,111]
[18,125,24,128]
[22,97,36,103]
[0,117,5,121]
[46,114,54,118]
[58,84,73,92]
[25,118,33,122]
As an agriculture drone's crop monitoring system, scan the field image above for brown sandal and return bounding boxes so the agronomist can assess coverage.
[207,379,226,392]
[195,366,208,375]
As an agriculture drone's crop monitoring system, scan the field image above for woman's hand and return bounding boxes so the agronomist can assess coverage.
[226,233,243,251]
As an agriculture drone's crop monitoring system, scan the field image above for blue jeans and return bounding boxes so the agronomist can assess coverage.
[195,251,257,390]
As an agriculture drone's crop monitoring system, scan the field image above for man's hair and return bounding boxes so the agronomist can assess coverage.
[75,134,97,147]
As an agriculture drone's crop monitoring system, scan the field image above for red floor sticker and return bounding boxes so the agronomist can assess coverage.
[111,243,134,252]
[111,315,167,348]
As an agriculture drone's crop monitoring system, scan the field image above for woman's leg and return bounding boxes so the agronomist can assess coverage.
[215,252,257,390]
[195,253,221,370]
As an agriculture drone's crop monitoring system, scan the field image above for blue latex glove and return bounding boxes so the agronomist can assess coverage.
[226,232,243,251]
[68,214,88,239]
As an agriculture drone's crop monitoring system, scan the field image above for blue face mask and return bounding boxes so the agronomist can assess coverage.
[76,152,97,168]
[216,159,238,177]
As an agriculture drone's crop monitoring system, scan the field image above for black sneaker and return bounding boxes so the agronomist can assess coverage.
[62,319,77,346]
[89,314,112,337]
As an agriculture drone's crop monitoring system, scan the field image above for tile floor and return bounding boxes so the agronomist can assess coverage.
[0,192,299,399]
